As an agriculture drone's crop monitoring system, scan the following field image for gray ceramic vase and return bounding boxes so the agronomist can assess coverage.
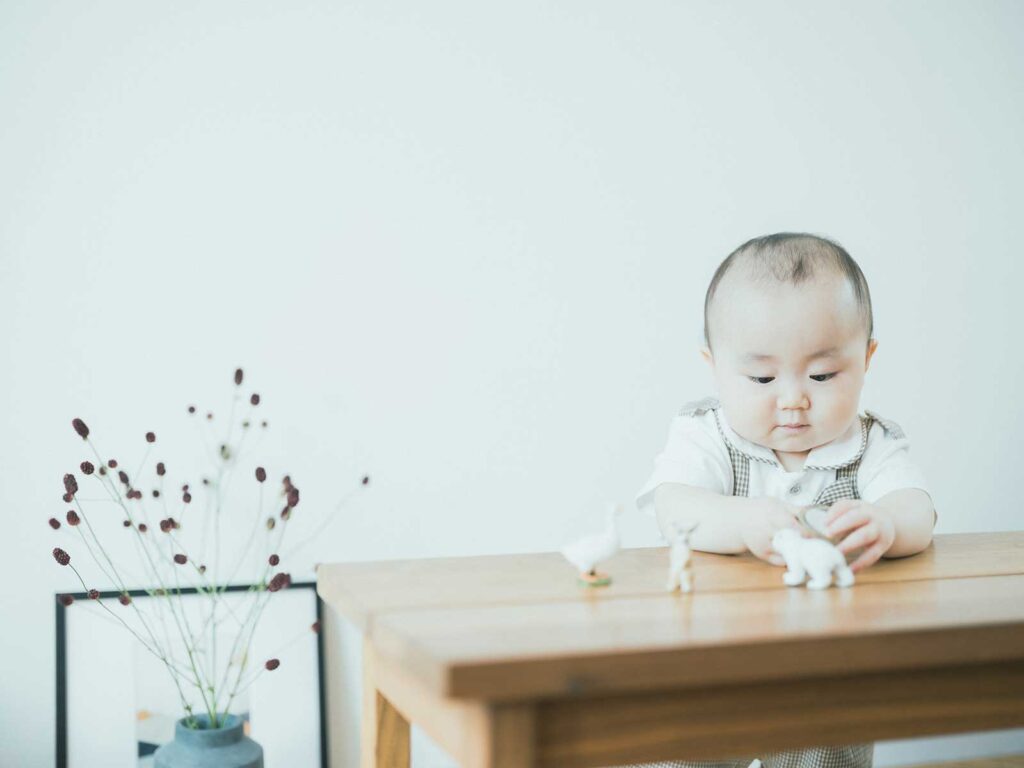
[153,713,263,768]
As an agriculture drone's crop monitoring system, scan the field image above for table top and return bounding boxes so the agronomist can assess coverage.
[317,532,1024,701]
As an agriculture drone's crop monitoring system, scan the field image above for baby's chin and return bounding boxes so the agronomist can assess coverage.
[763,422,852,452]
[766,427,817,452]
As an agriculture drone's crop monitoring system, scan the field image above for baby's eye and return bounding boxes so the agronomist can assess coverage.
[810,372,838,382]
[748,376,775,384]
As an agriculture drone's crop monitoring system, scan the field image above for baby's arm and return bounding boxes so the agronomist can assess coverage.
[824,489,935,571]
[654,482,801,566]
[827,415,936,570]
[639,410,804,565]
[875,488,935,557]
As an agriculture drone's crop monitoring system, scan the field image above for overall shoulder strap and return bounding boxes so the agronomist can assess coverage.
[813,414,875,505]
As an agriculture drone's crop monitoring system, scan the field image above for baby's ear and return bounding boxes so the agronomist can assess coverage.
[865,338,879,371]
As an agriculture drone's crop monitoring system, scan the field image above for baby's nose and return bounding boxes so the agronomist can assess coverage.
[777,387,810,409]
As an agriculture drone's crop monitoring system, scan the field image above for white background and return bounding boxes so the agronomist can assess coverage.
[2,1,1022,766]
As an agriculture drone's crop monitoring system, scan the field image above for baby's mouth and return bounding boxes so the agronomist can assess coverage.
[778,424,809,431]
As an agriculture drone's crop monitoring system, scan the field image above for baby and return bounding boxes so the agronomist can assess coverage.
[632,233,936,768]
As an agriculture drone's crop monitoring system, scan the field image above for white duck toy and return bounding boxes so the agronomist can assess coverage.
[561,503,623,587]
[771,528,855,590]
[666,521,700,593]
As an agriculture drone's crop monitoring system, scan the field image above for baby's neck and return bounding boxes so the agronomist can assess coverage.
[773,449,809,473]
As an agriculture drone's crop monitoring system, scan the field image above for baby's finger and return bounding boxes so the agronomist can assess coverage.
[825,509,869,538]
[837,523,878,554]
[848,541,887,572]
[825,499,859,524]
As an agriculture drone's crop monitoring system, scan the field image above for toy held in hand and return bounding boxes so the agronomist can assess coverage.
[561,503,623,587]
[665,521,699,593]
[796,503,840,544]
[771,528,855,590]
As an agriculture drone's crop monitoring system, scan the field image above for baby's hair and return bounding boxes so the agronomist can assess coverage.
[703,232,873,349]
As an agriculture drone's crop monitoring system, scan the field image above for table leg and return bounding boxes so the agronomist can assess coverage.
[485,704,536,768]
[362,639,410,768]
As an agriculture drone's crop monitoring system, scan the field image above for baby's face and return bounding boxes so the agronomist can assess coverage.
[703,272,877,461]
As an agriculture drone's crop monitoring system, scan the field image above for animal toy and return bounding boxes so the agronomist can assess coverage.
[771,527,855,590]
[561,503,623,587]
[665,521,699,593]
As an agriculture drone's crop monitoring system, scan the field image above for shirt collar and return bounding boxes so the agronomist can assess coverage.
[711,405,868,471]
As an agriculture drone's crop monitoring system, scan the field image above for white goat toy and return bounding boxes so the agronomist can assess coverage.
[665,521,699,593]
[771,528,855,590]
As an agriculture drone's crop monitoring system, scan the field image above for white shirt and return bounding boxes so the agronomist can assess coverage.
[636,399,930,518]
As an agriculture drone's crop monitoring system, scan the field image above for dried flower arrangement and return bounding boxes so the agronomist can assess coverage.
[50,368,369,729]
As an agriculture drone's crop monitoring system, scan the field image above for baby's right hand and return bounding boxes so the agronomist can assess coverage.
[741,498,803,566]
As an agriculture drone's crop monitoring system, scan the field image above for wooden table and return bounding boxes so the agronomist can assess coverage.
[317,532,1024,768]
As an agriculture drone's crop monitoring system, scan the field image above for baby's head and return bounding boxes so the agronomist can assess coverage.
[701,233,878,460]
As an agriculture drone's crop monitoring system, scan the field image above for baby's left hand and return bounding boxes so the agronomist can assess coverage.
[824,499,896,572]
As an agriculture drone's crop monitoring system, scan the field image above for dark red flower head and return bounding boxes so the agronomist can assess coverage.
[80,461,94,475]
[174,554,187,565]
[287,488,299,508]
[88,589,100,600]
[255,467,266,483]
[152,490,160,498]
[118,470,129,485]
[269,554,280,566]
[266,517,276,531]
[311,621,320,634]
[138,523,148,533]
[235,368,244,385]
[62,492,73,503]
[156,462,166,476]
[267,572,290,592]
[362,475,370,486]
[160,519,172,533]
[123,520,131,527]
[53,548,70,566]
[182,492,192,504]
[72,418,90,439]
[118,594,132,606]
[282,475,293,491]
[49,518,61,530]
[199,564,207,574]
[265,658,280,671]
[63,474,78,496]
[145,432,156,443]
[98,466,107,476]
[107,459,118,469]
[66,510,80,526]
[250,393,260,406]
[188,405,196,414]
[59,594,74,606]
[280,507,291,521]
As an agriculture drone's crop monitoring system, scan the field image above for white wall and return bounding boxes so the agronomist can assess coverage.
[2,1,1022,766]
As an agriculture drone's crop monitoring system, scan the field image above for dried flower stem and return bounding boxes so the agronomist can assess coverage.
[282,478,367,561]
[218,588,273,719]
[83,438,220,724]
[65,563,196,714]
[222,480,265,590]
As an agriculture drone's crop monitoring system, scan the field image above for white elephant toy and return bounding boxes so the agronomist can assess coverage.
[771,528,855,590]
